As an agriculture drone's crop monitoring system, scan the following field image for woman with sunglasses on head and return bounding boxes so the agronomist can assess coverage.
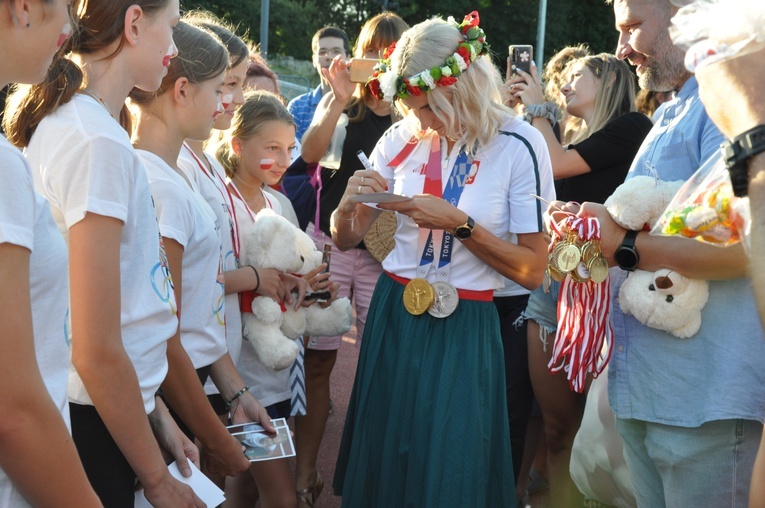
[331,13,553,506]
[5,1,206,505]
[0,1,100,505]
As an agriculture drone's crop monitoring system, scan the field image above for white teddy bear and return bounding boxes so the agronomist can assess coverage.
[281,226,354,340]
[241,209,352,371]
[605,176,709,339]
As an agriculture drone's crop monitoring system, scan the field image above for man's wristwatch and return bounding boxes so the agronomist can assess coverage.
[614,230,640,271]
[454,216,475,241]
[721,124,765,197]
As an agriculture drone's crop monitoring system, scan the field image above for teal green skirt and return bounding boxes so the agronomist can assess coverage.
[333,273,516,507]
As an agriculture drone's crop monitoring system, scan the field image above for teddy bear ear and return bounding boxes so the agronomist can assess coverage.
[654,275,673,290]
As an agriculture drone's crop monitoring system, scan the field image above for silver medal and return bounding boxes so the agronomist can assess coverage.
[428,281,460,318]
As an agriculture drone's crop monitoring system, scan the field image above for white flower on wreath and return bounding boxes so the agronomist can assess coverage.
[441,66,452,77]
[454,52,468,72]
[379,71,399,102]
[447,16,457,26]
[418,70,436,90]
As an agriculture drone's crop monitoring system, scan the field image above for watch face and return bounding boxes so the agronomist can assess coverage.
[455,226,471,240]
[615,247,638,270]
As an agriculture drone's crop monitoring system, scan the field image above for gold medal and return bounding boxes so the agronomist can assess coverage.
[403,278,435,315]
[587,255,610,284]
[555,242,581,273]
[580,240,598,266]
[547,255,567,282]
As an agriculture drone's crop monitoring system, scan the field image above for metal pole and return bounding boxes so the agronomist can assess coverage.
[536,0,547,74]
[260,0,270,58]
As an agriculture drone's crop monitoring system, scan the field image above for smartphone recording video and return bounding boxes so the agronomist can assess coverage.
[509,45,534,76]
[349,58,378,83]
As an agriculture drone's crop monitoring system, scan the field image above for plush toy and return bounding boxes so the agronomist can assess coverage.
[605,176,709,338]
[281,225,353,340]
[241,209,352,371]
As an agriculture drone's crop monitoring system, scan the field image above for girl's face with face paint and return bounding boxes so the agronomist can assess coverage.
[232,119,296,188]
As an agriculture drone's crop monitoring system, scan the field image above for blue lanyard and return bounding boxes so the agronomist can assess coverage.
[417,145,473,279]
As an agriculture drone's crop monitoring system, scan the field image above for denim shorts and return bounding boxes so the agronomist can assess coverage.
[519,280,560,336]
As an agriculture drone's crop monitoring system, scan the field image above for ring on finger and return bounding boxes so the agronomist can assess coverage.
[358,185,362,194]
[360,176,365,184]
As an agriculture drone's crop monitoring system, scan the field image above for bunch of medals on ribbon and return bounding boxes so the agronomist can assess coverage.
[546,214,613,393]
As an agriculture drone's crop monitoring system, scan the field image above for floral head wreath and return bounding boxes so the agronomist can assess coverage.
[367,11,491,102]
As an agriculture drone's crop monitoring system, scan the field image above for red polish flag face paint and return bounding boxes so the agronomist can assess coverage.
[221,93,233,111]
[163,42,177,67]
[260,159,275,170]
[58,22,71,48]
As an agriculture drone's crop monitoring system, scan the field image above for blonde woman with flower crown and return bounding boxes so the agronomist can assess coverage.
[331,13,553,507]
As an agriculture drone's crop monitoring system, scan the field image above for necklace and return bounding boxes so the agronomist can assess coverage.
[234,173,263,189]
[80,88,114,118]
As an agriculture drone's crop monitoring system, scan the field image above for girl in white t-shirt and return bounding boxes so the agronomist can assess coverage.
[215,91,339,506]
[0,2,100,506]
[5,1,208,506]
[130,18,273,478]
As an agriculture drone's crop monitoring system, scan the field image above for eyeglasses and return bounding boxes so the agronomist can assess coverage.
[315,48,346,58]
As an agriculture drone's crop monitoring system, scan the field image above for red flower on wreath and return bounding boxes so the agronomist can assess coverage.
[457,46,471,65]
[382,42,397,60]
[404,79,421,96]
[368,79,382,100]
[461,11,480,34]
[437,76,457,87]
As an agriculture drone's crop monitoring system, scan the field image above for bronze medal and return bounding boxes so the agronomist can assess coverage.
[587,255,610,284]
[403,278,435,315]
[428,281,460,318]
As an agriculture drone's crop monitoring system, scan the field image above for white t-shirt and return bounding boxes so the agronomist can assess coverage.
[26,94,177,413]
[373,116,553,291]
[141,150,227,370]
[177,147,243,394]
[0,137,71,507]
[228,183,291,407]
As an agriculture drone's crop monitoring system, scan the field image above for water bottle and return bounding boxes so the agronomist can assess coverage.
[319,113,348,170]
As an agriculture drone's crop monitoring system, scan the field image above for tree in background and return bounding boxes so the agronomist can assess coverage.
[184,0,617,69]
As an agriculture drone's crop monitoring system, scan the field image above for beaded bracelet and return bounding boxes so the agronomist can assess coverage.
[247,265,260,293]
[225,385,250,409]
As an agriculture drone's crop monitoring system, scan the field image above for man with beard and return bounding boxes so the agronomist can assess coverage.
[570,1,765,505]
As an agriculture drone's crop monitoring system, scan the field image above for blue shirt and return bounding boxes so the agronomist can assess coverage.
[287,85,323,142]
[608,77,765,427]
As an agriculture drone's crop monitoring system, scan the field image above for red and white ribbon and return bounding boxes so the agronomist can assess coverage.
[546,214,613,393]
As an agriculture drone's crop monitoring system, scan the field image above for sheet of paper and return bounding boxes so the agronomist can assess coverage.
[227,417,296,462]
[347,192,411,204]
[134,458,225,508]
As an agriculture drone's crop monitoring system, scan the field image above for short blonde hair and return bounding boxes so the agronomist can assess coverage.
[390,17,511,152]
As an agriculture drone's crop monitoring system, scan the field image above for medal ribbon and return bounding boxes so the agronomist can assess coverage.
[416,135,472,281]
[547,214,613,393]
[184,143,242,266]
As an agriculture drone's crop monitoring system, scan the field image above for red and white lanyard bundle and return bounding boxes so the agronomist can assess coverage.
[547,214,613,393]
